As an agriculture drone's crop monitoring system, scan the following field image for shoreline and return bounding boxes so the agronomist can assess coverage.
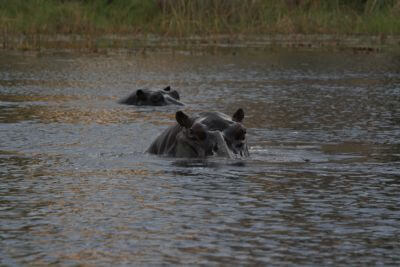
[1,33,400,54]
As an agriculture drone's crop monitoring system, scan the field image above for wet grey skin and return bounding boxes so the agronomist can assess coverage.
[119,86,184,106]
[196,108,250,157]
[147,109,249,158]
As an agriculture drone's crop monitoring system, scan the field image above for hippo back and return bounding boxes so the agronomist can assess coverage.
[146,124,182,156]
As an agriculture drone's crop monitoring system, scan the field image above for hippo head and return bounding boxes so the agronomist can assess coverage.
[162,86,180,101]
[119,86,184,106]
[222,108,249,156]
[175,111,218,157]
[146,109,249,158]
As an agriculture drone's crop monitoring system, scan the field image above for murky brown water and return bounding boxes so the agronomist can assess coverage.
[1,49,399,265]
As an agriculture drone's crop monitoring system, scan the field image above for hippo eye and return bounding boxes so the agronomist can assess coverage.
[196,131,207,141]
[189,129,206,141]
[190,123,208,141]
[150,94,163,103]
[188,129,197,140]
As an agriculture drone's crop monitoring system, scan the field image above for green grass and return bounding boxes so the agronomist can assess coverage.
[1,0,399,36]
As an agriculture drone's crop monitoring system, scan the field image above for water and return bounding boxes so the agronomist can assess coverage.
[0,49,399,265]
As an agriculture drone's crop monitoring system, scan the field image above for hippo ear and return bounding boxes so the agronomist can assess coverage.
[176,111,193,128]
[136,89,146,100]
[232,108,244,122]
[163,86,171,92]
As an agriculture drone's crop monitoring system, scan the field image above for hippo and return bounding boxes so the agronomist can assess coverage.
[119,86,184,106]
[147,108,249,158]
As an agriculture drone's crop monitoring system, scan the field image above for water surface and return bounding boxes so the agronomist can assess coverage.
[1,49,399,265]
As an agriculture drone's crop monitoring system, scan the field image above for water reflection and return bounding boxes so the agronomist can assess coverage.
[0,50,399,265]
[0,95,177,125]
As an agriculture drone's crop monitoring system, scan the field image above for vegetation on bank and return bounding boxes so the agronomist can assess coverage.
[1,0,400,36]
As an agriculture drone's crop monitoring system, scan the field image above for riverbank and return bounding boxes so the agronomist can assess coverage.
[1,33,400,54]
[1,0,399,52]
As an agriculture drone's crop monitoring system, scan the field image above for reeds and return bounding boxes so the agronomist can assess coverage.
[159,0,400,35]
[1,0,399,36]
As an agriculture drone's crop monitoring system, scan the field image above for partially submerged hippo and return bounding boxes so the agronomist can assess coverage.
[119,86,184,106]
[147,109,249,158]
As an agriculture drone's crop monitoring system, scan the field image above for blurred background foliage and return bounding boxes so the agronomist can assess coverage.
[1,0,399,35]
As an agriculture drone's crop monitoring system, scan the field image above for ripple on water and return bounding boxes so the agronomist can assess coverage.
[1,50,400,265]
